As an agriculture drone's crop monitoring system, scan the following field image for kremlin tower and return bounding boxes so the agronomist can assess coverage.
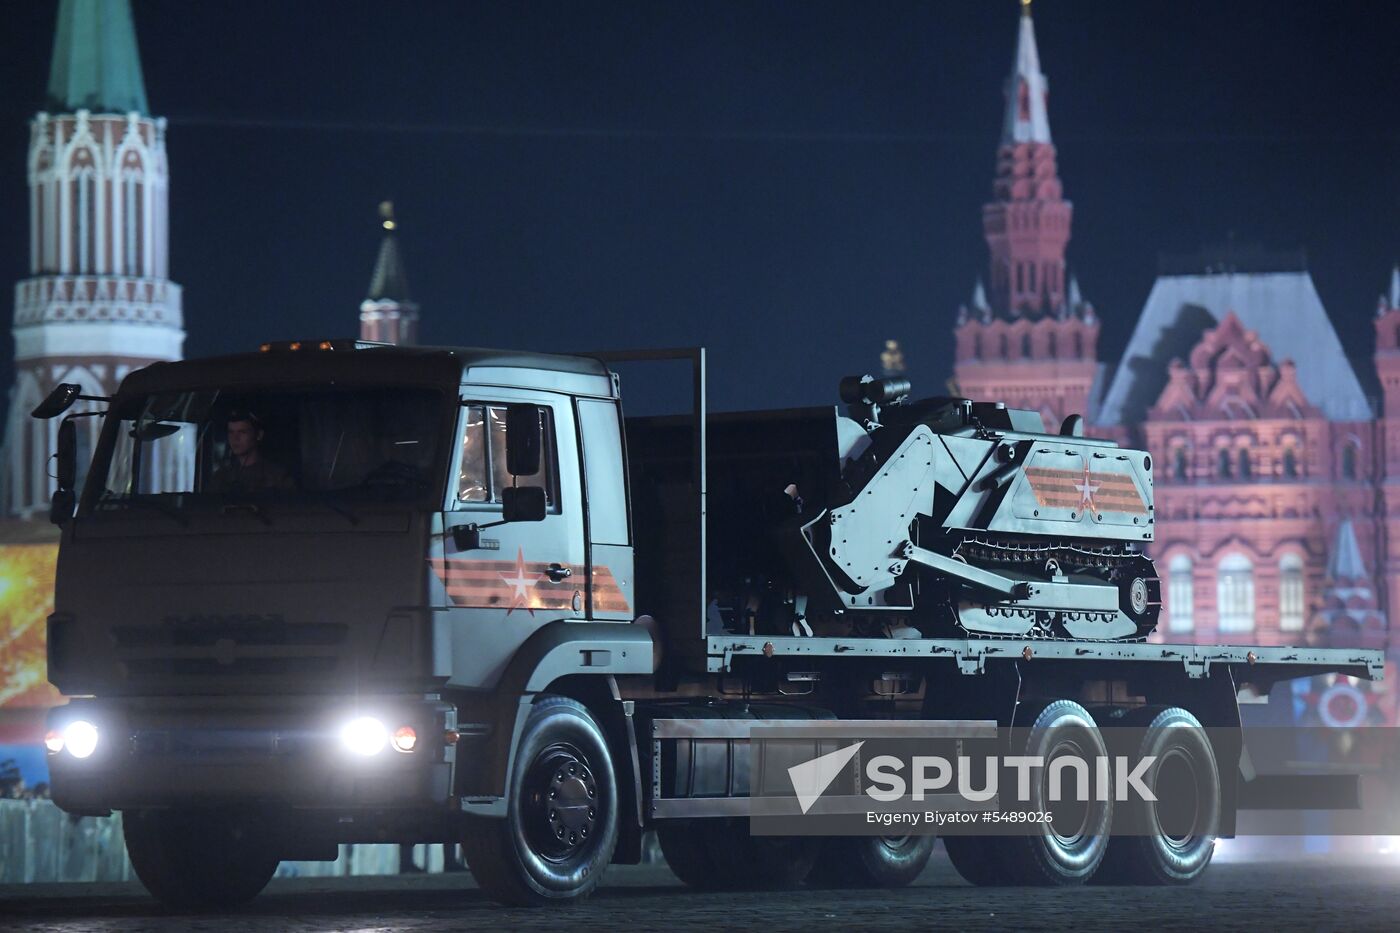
[359,202,419,346]
[1,0,184,520]
[951,1,1099,434]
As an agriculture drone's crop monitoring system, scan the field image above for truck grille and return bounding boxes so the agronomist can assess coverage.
[112,620,347,679]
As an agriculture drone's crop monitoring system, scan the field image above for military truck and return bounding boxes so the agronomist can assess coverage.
[36,341,1382,907]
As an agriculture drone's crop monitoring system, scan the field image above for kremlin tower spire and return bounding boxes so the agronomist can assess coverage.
[1001,0,1052,148]
[984,0,1071,317]
[359,201,419,346]
[2,0,184,520]
[951,1,1099,433]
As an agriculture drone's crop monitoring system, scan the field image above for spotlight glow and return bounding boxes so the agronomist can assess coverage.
[341,716,388,756]
[62,720,98,759]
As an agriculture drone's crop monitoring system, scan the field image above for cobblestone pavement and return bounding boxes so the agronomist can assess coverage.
[4,851,1399,932]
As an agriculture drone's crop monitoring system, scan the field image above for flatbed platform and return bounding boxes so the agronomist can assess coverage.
[704,635,1385,682]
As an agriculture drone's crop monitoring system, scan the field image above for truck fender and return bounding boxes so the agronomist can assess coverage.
[454,619,652,811]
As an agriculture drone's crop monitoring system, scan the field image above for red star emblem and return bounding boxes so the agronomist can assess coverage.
[499,547,543,616]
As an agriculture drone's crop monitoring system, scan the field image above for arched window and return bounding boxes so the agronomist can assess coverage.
[998,334,1009,358]
[972,334,983,358]
[1282,445,1298,478]
[1028,263,1038,293]
[1073,332,1084,359]
[1279,553,1305,632]
[1217,553,1256,633]
[1172,446,1189,481]
[1047,331,1058,359]
[1217,448,1232,479]
[1020,334,1032,357]
[1342,442,1358,480]
[1168,554,1194,633]
[1238,448,1252,480]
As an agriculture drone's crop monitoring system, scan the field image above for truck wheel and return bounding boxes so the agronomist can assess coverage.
[705,819,819,889]
[942,835,1013,886]
[1099,707,1219,885]
[461,696,619,906]
[999,699,1113,885]
[122,808,278,910]
[658,820,722,888]
[809,835,935,888]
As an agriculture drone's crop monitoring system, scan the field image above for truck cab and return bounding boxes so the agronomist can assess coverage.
[42,341,651,907]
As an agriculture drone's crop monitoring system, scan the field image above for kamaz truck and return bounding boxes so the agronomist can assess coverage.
[36,341,1383,907]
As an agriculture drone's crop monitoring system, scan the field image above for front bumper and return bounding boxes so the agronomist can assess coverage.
[46,694,456,814]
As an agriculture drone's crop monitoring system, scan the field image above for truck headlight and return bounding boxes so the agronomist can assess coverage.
[341,716,388,756]
[63,720,99,759]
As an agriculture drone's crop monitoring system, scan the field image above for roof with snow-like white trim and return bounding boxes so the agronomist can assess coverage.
[1096,271,1371,426]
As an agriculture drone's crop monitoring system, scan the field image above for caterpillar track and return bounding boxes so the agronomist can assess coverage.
[949,536,1161,641]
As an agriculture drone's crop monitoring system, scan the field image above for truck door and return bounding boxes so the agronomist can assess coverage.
[431,391,586,689]
[576,397,634,620]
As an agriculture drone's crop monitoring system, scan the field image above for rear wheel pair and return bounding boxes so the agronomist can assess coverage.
[944,701,1218,887]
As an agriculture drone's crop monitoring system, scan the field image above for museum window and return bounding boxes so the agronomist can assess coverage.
[1021,334,1032,357]
[1237,448,1252,479]
[1172,445,1188,481]
[1342,442,1358,480]
[1279,553,1305,632]
[1167,554,1194,633]
[1216,448,1232,479]
[1073,332,1084,358]
[1282,445,1298,478]
[1217,553,1256,633]
[1047,331,1058,359]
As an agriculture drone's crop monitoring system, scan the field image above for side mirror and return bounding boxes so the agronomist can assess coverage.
[55,418,77,490]
[502,485,547,523]
[505,404,542,477]
[32,383,83,420]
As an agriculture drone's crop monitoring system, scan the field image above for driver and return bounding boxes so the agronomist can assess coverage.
[209,409,292,494]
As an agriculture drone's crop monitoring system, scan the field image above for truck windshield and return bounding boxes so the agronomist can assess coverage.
[89,387,445,512]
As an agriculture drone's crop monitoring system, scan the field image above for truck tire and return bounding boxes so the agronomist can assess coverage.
[657,820,723,888]
[659,819,817,889]
[1098,707,1219,885]
[809,835,935,888]
[942,835,1013,886]
[707,819,820,889]
[122,808,278,910]
[461,696,619,906]
[998,699,1113,885]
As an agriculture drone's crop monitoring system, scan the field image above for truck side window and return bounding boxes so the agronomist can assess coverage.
[487,406,556,506]
[458,405,489,502]
[457,403,558,508]
[577,398,629,544]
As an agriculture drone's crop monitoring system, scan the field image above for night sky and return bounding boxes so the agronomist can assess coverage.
[1,0,1397,414]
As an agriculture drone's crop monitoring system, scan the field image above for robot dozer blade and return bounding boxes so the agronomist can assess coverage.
[899,543,1027,598]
